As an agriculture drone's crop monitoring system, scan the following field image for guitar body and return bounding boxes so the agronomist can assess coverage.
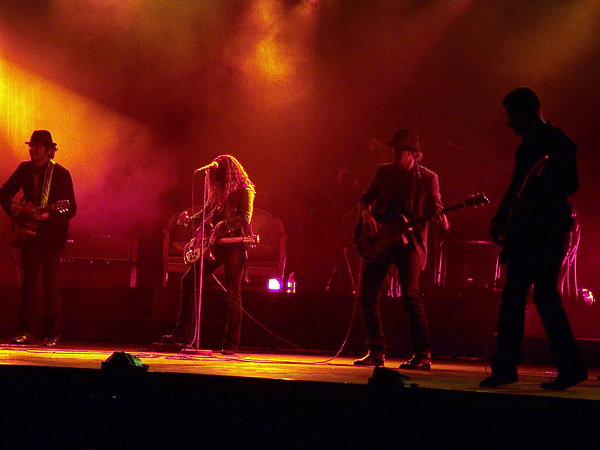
[183,222,259,265]
[2,200,70,247]
[354,214,411,263]
[355,193,489,263]
[496,155,549,266]
[2,216,37,247]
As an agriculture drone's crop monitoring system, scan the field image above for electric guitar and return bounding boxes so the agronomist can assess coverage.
[183,222,259,265]
[355,193,489,263]
[497,155,549,264]
[2,200,70,247]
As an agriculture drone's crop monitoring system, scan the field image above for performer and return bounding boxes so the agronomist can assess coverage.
[0,130,77,346]
[353,129,449,369]
[162,154,255,355]
[480,87,587,390]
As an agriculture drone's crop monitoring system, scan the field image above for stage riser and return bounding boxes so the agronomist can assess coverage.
[2,288,600,364]
[1,365,599,448]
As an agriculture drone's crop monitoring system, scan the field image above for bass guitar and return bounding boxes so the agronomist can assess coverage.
[355,193,489,263]
[497,155,548,264]
[183,222,259,265]
[2,200,70,247]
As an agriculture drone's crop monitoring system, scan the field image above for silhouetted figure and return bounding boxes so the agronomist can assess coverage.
[480,87,587,390]
[353,129,449,369]
[0,130,77,347]
[161,155,255,355]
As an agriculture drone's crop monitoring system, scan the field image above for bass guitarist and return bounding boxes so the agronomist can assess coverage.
[161,154,255,355]
[0,130,76,346]
[353,129,449,369]
[480,87,587,390]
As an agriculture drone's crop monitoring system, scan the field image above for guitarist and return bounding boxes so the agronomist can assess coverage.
[353,129,449,369]
[161,155,255,355]
[480,87,587,390]
[0,130,76,346]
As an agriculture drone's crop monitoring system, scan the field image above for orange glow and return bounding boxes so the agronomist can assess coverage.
[0,56,177,234]
[229,0,319,107]
[499,0,600,82]
[53,0,144,31]
[255,35,295,82]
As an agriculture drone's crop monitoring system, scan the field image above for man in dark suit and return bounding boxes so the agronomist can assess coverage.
[0,130,77,346]
[353,129,449,369]
[480,87,587,390]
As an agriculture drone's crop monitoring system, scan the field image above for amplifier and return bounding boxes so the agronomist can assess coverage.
[63,235,137,262]
[61,235,137,288]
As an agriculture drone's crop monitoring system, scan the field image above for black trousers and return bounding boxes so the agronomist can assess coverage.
[492,231,585,377]
[358,245,431,355]
[18,239,62,338]
[174,245,245,351]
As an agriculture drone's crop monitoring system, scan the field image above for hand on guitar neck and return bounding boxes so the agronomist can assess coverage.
[11,200,69,223]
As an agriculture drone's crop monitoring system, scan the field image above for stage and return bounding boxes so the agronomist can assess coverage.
[1,343,600,449]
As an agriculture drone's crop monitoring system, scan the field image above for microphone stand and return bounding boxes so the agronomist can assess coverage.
[181,169,213,356]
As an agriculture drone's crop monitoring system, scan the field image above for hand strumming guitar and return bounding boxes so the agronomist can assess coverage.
[361,209,379,238]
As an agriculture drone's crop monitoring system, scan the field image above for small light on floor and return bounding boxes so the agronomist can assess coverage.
[580,288,595,305]
[267,278,282,292]
[286,272,296,294]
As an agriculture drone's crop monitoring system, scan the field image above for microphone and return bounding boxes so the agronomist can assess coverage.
[195,161,218,172]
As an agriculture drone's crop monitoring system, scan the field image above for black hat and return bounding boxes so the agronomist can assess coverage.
[26,130,56,148]
[387,129,421,152]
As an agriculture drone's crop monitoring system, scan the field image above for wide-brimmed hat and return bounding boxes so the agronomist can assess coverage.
[387,129,420,152]
[25,130,56,148]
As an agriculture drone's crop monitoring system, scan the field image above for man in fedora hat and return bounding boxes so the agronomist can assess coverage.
[353,128,449,369]
[0,130,76,346]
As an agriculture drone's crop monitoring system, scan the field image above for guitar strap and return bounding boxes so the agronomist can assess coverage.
[40,159,56,208]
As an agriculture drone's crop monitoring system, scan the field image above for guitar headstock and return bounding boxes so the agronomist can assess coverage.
[465,193,489,208]
[52,200,70,214]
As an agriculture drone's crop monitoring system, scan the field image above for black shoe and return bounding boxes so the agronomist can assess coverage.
[160,334,181,344]
[11,334,33,345]
[479,373,518,388]
[353,351,385,367]
[43,336,60,347]
[221,349,235,356]
[400,353,431,370]
[540,369,587,390]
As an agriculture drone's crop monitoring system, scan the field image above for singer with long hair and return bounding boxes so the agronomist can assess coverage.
[162,154,255,355]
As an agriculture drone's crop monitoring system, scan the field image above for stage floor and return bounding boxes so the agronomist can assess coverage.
[1,341,599,401]
[3,341,600,449]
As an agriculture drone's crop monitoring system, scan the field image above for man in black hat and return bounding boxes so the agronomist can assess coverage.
[353,129,449,369]
[480,87,587,390]
[0,130,76,346]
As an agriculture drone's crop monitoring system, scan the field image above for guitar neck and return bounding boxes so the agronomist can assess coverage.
[407,202,467,227]
[213,236,257,245]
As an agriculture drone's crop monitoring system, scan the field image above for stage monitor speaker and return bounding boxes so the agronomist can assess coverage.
[101,351,148,373]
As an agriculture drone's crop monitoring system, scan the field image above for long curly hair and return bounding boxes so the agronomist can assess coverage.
[206,154,255,212]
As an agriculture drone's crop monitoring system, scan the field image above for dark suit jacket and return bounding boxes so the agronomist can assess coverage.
[359,162,444,270]
[492,122,577,245]
[0,160,77,250]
